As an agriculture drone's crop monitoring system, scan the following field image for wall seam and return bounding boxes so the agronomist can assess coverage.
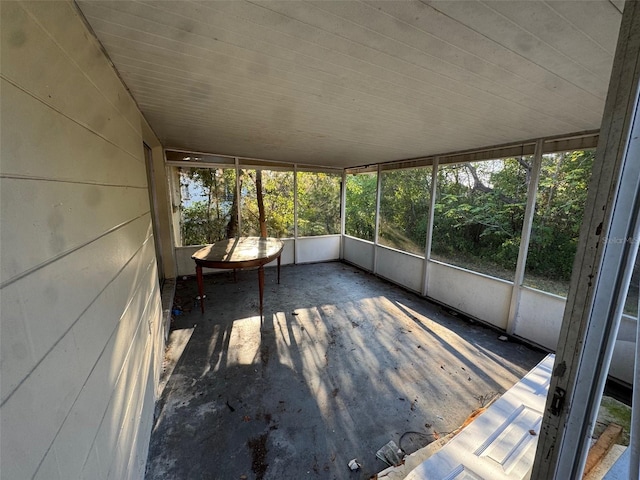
[18,1,144,138]
[0,75,144,165]
[0,232,154,407]
[93,286,158,479]
[0,211,150,289]
[29,258,157,480]
[0,174,147,189]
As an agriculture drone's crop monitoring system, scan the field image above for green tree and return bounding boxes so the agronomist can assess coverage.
[241,169,294,238]
[431,159,529,278]
[297,172,341,236]
[525,150,594,287]
[345,173,377,241]
[179,167,237,245]
[379,168,431,255]
[176,151,593,296]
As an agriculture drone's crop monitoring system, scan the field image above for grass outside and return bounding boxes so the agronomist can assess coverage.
[426,250,638,317]
[594,396,632,446]
[376,227,639,316]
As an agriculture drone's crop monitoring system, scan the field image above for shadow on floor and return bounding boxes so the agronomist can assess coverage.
[145,262,546,480]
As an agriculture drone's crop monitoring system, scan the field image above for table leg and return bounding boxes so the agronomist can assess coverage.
[258,265,265,315]
[277,254,281,284]
[196,264,205,314]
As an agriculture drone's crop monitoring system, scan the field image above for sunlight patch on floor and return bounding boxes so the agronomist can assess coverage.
[223,316,263,368]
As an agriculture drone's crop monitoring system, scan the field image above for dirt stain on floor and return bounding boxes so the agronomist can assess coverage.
[247,433,269,479]
[260,345,270,366]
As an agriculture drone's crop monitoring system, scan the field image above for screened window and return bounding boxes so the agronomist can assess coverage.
[379,167,431,256]
[297,172,341,236]
[431,158,530,280]
[169,162,341,244]
[174,166,237,246]
[240,169,294,238]
[345,172,377,242]
[524,150,595,296]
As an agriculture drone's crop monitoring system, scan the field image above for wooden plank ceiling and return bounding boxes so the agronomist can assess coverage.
[76,0,623,168]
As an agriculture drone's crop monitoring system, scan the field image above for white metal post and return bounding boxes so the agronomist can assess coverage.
[506,140,543,335]
[163,153,179,277]
[166,160,182,248]
[340,170,347,259]
[235,157,242,236]
[373,165,382,274]
[293,164,298,264]
[422,158,439,297]
[532,1,640,477]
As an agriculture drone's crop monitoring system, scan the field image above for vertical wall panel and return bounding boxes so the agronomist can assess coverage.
[343,236,375,271]
[0,2,164,479]
[375,246,423,293]
[609,315,636,384]
[514,288,566,350]
[296,235,341,264]
[427,261,512,329]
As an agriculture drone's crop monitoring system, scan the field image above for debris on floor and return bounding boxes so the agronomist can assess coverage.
[398,431,437,455]
[348,458,361,471]
[498,335,508,341]
[376,440,405,467]
[375,433,455,479]
[145,263,547,480]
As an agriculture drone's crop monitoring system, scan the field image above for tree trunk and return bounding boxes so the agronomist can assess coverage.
[226,173,242,239]
[464,162,493,194]
[206,178,214,243]
[256,170,267,237]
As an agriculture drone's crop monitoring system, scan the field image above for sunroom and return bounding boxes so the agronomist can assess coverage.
[1,1,639,479]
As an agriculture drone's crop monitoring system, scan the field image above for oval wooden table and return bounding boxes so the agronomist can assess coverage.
[191,237,284,315]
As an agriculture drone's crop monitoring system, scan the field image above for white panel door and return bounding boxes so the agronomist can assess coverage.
[406,355,554,480]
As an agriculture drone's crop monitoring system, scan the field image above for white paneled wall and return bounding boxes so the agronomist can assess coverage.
[426,260,512,330]
[514,288,567,351]
[296,235,341,264]
[1,2,164,479]
[343,236,375,272]
[174,239,297,277]
[376,246,423,293]
[174,237,343,278]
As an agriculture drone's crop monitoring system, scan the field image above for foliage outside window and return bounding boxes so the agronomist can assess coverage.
[524,150,594,296]
[431,158,530,280]
[345,172,377,241]
[379,167,431,256]
[297,172,341,236]
[177,167,237,246]
[240,169,294,238]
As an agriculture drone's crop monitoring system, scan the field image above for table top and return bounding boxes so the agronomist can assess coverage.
[191,237,284,269]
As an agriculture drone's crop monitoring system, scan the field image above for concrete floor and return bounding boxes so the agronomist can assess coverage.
[145,262,546,480]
